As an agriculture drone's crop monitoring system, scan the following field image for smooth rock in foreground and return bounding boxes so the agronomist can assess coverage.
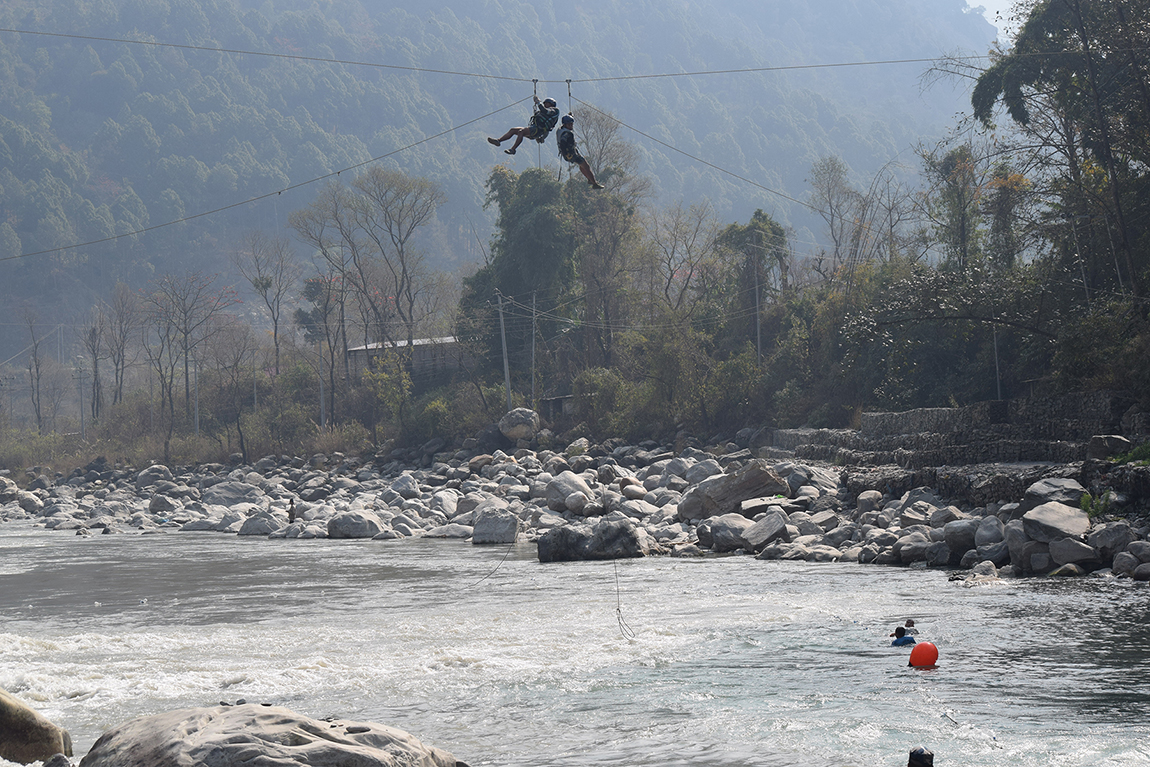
[0,687,72,765]
[78,704,465,767]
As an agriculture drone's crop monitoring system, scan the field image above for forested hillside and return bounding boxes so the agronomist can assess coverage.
[0,0,994,356]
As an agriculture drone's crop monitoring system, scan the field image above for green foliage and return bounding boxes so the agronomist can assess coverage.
[1115,443,1150,467]
[1080,490,1112,519]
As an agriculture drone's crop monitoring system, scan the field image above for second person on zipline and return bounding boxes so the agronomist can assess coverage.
[487,95,560,155]
[557,113,605,189]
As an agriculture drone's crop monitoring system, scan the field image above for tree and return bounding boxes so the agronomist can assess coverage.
[290,168,446,356]
[203,314,259,463]
[233,231,302,376]
[105,281,141,406]
[971,0,1147,297]
[81,304,105,421]
[142,272,240,420]
[23,308,46,435]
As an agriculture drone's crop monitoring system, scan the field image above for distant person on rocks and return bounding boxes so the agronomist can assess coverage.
[556,114,605,189]
[288,499,296,524]
[891,626,916,646]
[487,95,560,155]
[907,746,934,766]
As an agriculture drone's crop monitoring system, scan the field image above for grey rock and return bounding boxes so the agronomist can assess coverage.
[201,481,265,507]
[499,408,541,441]
[545,471,594,513]
[742,510,791,552]
[423,523,473,539]
[1126,540,1150,563]
[1132,563,1150,582]
[327,511,386,539]
[1112,551,1140,576]
[975,540,1011,567]
[684,459,723,485]
[1049,538,1100,567]
[925,541,951,567]
[0,687,72,764]
[135,464,173,490]
[896,531,932,564]
[1022,502,1090,543]
[472,508,520,544]
[1019,478,1086,513]
[537,519,661,562]
[709,513,755,553]
[1087,434,1132,460]
[76,704,461,767]
[1088,521,1137,563]
[237,510,286,536]
[855,489,883,516]
[974,516,1005,547]
[676,460,789,522]
[390,474,422,500]
[943,518,980,559]
[148,495,181,514]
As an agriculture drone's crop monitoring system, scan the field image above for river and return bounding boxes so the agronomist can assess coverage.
[2,521,1149,766]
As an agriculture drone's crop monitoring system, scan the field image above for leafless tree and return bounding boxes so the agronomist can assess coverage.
[81,305,105,420]
[143,272,240,420]
[105,281,141,406]
[232,231,302,376]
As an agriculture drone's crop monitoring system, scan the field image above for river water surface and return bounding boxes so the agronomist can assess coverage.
[2,522,1149,766]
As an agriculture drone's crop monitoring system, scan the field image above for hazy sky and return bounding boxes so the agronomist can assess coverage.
[972,0,1014,37]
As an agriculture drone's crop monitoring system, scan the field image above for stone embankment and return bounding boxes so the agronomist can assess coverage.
[2,404,1149,581]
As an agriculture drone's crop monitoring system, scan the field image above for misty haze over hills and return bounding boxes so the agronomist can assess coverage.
[0,0,995,358]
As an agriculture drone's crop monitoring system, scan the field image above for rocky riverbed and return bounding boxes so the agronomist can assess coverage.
[3,409,1149,582]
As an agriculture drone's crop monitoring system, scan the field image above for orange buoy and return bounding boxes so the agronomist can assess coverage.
[909,641,939,668]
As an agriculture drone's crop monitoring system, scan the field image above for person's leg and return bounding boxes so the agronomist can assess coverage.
[579,161,604,188]
[506,126,535,154]
[488,127,523,146]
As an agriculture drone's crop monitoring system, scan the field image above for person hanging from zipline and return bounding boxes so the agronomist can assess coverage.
[556,113,605,189]
[487,95,560,155]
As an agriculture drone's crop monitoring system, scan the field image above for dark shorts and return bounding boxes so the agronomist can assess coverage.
[525,125,543,139]
[560,146,585,165]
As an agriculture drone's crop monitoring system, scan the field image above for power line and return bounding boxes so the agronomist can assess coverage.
[571,95,818,216]
[0,97,531,264]
[0,27,533,83]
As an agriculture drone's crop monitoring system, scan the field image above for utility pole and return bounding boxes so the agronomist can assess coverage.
[497,292,512,413]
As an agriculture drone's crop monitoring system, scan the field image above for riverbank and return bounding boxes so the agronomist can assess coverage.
[3,412,1148,580]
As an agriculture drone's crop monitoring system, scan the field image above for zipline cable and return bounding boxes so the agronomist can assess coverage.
[0,97,531,263]
[0,27,534,82]
[571,95,817,215]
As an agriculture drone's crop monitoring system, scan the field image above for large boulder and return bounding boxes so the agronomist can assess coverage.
[472,507,520,544]
[545,471,595,513]
[1049,538,1102,568]
[1087,521,1138,564]
[327,511,386,539]
[676,460,789,522]
[708,513,755,553]
[537,520,661,562]
[76,704,462,767]
[1019,477,1086,514]
[498,408,541,441]
[201,480,265,507]
[237,510,287,536]
[1022,502,1090,543]
[135,464,173,491]
[943,518,980,561]
[0,687,72,764]
[742,509,791,552]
